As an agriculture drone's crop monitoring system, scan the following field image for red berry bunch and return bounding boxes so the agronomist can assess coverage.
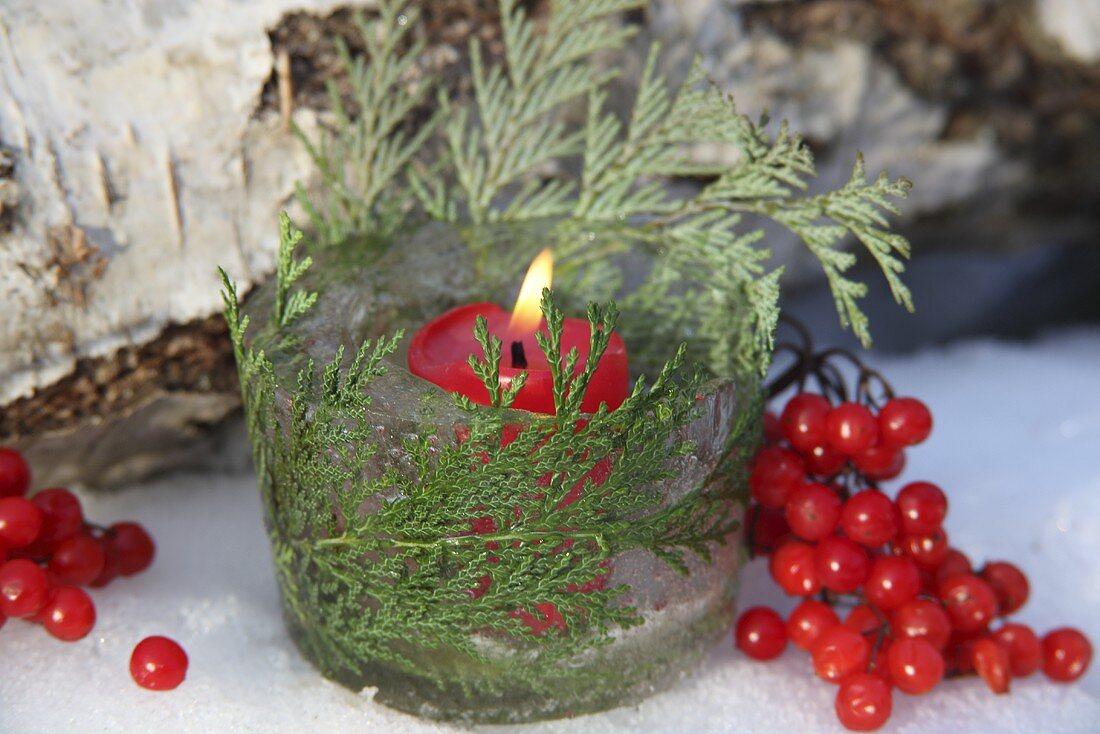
[736,333,1092,731]
[0,447,184,689]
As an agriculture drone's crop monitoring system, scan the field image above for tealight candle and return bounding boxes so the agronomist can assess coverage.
[407,249,629,414]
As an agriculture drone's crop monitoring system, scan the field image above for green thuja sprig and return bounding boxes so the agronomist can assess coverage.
[273,212,317,327]
[294,3,439,243]
[297,0,915,350]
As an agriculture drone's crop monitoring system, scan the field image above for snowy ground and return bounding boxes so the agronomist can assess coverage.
[3,328,1099,733]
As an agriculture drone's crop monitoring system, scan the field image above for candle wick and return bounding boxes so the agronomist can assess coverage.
[510,340,528,369]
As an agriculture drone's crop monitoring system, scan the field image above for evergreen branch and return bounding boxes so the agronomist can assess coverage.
[273,212,317,327]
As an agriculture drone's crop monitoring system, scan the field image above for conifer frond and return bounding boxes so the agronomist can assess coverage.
[294,0,915,347]
[294,3,438,242]
[273,212,317,327]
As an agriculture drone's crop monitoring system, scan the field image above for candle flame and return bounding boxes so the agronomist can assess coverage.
[509,248,553,335]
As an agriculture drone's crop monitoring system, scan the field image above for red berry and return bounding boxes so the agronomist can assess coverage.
[835,673,892,732]
[839,490,898,547]
[802,442,847,478]
[0,497,44,548]
[746,504,791,556]
[735,606,787,661]
[938,574,998,633]
[750,447,806,509]
[90,536,121,588]
[895,482,947,536]
[933,548,972,587]
[825,403,880,456]
[844,605,881,636]
[31,488,83,544]
[780,393,831,452]
[980,561,1030,615]
[852,444,906,482]
[878,397,932,448]
[864,556,921,611]
[41,586,96,641]
[892,599,952,650]
[815,536,870,594]
[110,522,155,576]
[887,637,944,694]
[0,448,31,498]
[48,533,107,586]
[787,599,839,651]
[992,623,1043,677]
[1042,628,1092,683]
[899,528,949,568]
[769,540,820,596]
[131,636,189,690]
[971,637,1011,694]
[785,483,841,541]
[0,558,48,618]
[813,626,871,683]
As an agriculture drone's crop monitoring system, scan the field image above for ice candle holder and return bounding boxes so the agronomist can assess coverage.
[222,217,764,724]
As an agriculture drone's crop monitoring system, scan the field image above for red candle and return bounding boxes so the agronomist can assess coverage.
[408,250,629,414]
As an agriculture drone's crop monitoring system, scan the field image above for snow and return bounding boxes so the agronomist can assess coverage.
[3,328,1100,733]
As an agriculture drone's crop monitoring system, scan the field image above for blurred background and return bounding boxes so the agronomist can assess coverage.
[1,0,1098,489]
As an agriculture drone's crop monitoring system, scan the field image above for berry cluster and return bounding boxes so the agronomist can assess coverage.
[0,447,187,690]
[735,329,1092,731]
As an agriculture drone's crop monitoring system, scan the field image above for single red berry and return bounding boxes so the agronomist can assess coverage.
[887,637,944,695]
[933,548,972,587]
[835,673,892,732]
[0,448,31,498]
[802,442,847,478]
[938,574,998,633]
[1042,628,1092,683]
[864,556,921,611]
[992,623,1043,677]
[787,599,840,651]
[852,444,906,482]
[763,411,783,445]
[895,482,947,536]
[839,490,898,547]
[980,561,1030,615]
[785,483,841,542]
[971,637,1011,694]
[735,606,787,661]
[844,605,881,636]
[813,626,871,683]
[899,528,949,568]
[90,535,121,588]
[41,586,96,641]
[110,522,155,576]
[0,558,48,618]
[750,447,806,509]
[0,497,44,548]
[131,636,189,690]
[815,536,870,594]
[892,599,951,650]
[746,504,790,556]
[769,540,820,597]
[878,397,932,448]
[780,393,831,452]
[31,488,83,544]
[825,403,880,456]
[48,533,107,586]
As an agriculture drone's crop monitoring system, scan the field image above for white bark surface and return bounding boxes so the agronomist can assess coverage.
[0,0,371,403]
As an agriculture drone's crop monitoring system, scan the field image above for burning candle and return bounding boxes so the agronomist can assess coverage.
[407,249,629,414]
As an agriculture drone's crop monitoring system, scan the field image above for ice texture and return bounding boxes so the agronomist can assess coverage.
[2,330,1099,732]
[237,220,755,722]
